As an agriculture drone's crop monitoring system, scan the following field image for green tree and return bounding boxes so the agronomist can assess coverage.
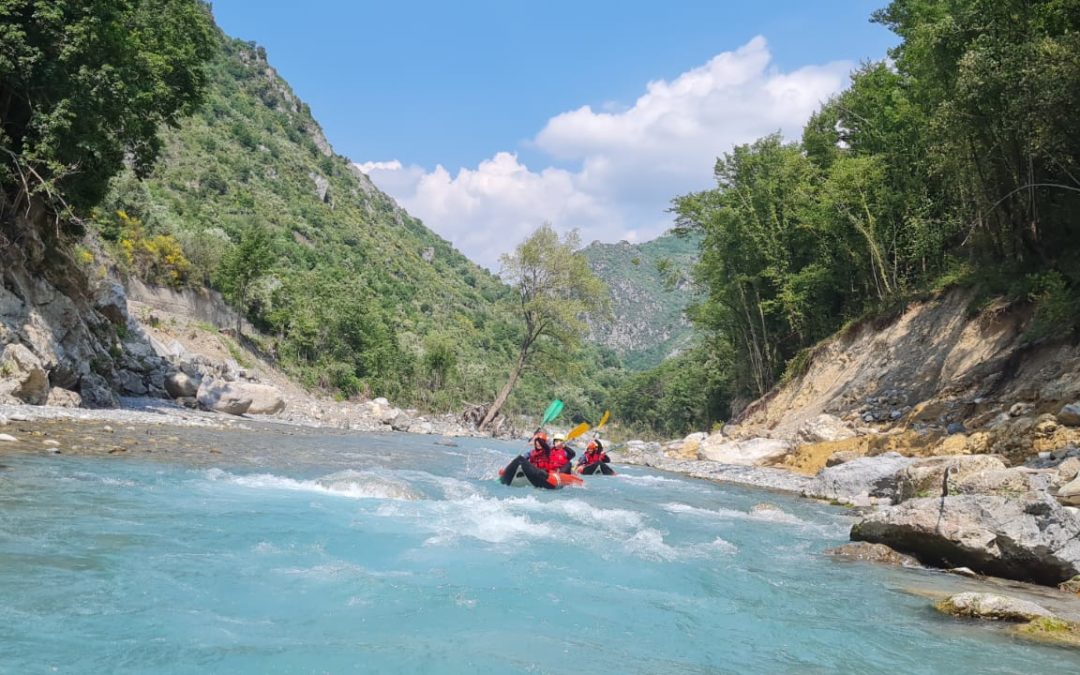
[478,224,608,430]
[0,0,215,227]
[215,223,275,335]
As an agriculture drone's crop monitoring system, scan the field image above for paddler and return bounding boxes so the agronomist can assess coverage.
[577,439,610,469]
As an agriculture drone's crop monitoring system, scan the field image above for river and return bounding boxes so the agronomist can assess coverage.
[1,425,1078,673]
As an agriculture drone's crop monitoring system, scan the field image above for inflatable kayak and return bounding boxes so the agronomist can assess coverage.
[499,456,583,489]
[577,462,616,476]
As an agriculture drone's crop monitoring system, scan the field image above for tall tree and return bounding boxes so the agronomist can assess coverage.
[0,0,215,229]
[215,224,274,336]
[478,224,608,430]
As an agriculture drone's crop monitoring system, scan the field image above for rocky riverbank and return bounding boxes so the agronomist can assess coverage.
[613,428,1080,649]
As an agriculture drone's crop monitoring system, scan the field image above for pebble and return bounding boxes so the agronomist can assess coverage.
[9,413,29,421]
[0,433,16,442]
[46,447,61,454]
[102,425,114,433]
[42,439,60,447]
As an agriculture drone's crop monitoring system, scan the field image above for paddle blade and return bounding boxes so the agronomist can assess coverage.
[565,422,590,441]
[540,399,564,426]
[596,410,610,431]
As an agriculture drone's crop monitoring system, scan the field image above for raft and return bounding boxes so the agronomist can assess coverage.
[499,456,583,489]
[577,462,615,476]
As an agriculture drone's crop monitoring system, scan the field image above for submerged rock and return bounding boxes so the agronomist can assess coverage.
[824,542,919,567]
[851,494,1080,585]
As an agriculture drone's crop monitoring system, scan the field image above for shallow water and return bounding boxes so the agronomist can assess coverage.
[1,428,1078,674]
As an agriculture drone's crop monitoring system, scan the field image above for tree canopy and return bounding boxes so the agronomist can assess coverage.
[0,0,215,227]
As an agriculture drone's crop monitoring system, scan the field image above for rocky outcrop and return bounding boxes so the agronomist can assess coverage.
[0,343,49,404]
[804,453,915,505]
[698,434,791,465]
[935,592,1055,622]
[894,455,1008,503]
[851,494,1080,585]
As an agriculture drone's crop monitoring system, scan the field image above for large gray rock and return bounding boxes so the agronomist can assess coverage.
[951,468,1033,497]
[196,379,253,416]
[851,494,1080,585]
[796,414,856,444]
[94,281,128,324]
[78,373,118,408]
[895,455,1008,503]
[115,370,147,396]
[0,343,49,405]
[1058,403,1080,427]
[239,383,286,415]
[935,592,1055,622]
[164,371,200,398]
[698,436,792,466]
[805,453,915,505]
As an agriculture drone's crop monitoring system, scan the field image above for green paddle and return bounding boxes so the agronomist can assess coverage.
[539,399,564,428]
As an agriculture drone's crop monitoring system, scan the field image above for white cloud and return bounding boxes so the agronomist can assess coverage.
[359,36,850,271]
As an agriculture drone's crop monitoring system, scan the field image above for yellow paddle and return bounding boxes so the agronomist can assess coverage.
[595,410,610,432]
[564,422,590,442]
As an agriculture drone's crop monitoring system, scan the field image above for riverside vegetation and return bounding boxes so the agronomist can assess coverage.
[5,1,1080,442]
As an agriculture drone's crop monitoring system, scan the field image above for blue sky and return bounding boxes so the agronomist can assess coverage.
[209,1,898,269]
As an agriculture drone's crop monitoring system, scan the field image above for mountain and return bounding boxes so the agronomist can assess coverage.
[582,231,701,370]
[94,33,575,413]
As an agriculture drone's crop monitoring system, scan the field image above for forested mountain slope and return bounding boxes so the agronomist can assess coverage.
[96,32,616,415]
[582,232,700,370]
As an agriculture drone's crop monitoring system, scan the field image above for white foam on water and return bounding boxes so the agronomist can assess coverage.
[203,468,421,501]
[421,494,555,545]
[618,474,697,487]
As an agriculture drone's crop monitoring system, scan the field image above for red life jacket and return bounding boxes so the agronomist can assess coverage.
[549,447,568,469]
[528,447,551,470]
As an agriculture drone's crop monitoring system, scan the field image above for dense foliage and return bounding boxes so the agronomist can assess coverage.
[671,0,1080,415]
[0,0,215,228]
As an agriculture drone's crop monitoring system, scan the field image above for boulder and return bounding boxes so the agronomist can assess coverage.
[666,431,707,460]
[94,281,128,325]
[0,343,49,405]
[1058,403,1080,427]
[851,494,1080,585]
[78,373,118,408]
[115,370,147,396]
[805,453,915,505]
[895,455,1008,503]
[797,414,856,444]
[698,435,792,466]
[1053,457,1080,487]
[826,450,862,467]
[45,387,81,408]
[935,592,1054,622]
[823,542,919,567]
[196,379,253,416]
[950,468,1032,497]
[1058,477,1080,506]
[239,383,286,415]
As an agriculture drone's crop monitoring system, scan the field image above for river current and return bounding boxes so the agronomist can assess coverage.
[1,426,1078,673]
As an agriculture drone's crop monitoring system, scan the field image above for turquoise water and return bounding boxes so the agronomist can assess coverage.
[1,428,1079,674]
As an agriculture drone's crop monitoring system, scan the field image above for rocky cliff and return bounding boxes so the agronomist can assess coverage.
[582,231,700,370]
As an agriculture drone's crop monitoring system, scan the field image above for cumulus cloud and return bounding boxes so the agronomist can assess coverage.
[359,36,850,271]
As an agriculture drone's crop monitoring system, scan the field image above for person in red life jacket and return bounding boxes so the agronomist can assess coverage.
[550,435,574,474]
[577,439,610,469]
[527,431,556,471]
